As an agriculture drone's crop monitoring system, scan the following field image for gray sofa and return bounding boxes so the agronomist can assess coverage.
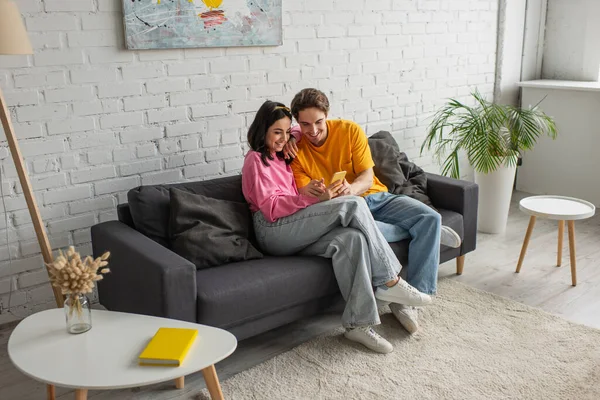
[92,173,478,341]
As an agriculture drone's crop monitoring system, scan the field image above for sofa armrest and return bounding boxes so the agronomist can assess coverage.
[92,221,197,322]
[426,173,479,254]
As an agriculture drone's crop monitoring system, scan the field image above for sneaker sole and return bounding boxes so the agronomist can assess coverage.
[375,290,432,307]
[393,313,419,334]
[441,226,462,248]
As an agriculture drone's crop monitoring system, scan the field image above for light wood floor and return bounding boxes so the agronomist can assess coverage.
[1,191,599,399]
[440,191,600,330]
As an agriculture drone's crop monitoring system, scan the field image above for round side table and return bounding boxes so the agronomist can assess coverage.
[515,195,596,286]
[8,309,237,400]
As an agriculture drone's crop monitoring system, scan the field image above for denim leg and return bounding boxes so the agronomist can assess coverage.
[365,192,441,295]
[252,196,402,328]
[376,221,411,242]
[253,196,402,286]
[300,227,381,328]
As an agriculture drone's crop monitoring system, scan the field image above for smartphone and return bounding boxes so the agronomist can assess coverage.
[330,171,347,186]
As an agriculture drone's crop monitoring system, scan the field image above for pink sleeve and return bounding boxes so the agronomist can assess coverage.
[290,125,302,142]
[243,156,318,222]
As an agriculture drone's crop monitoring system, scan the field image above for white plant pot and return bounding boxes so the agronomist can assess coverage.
[474,163,517,234]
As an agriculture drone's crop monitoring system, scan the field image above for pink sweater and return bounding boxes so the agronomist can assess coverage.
[242,151,319,222]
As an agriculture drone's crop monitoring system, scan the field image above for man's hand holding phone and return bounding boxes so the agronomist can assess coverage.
[299,171,351,200]
[317,180,345,202]
[329,171,352,197]
[336,179,352,197]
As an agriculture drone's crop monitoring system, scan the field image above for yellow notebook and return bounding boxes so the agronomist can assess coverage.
[139,327,198,367]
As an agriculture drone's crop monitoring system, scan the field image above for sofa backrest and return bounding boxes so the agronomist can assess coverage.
[117,203,134,228]
[125,175,245,247]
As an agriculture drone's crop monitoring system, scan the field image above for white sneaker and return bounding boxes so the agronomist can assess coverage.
[441,225,462,248]
[344,326,393,354]
[390,304,419,334]
[375,279,432,307]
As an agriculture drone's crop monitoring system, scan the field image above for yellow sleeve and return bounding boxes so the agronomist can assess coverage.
[291,160,312,189]
[350,123,375,174]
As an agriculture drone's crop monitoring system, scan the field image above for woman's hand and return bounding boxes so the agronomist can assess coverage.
[283,136,299,159]
[299,179,326,197]
[318,181,345,202]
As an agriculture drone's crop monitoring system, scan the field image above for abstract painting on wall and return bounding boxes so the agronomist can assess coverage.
[123,0,282,50]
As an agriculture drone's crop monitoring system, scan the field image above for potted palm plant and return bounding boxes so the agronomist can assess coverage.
[421,90,557,234]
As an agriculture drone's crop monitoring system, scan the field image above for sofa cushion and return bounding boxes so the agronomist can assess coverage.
[127,175,247,247]
[195,256,339,329]
[169,188,263,269]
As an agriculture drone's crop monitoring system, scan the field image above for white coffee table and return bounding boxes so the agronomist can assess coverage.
[8,309,237,400]
[515,195,596,286]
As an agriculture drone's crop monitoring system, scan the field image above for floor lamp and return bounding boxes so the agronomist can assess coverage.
[0,1,63,308]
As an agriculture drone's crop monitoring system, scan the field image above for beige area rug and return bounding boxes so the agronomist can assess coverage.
[200,279,600,400]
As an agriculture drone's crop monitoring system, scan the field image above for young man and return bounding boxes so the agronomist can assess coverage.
[285,88,461,334]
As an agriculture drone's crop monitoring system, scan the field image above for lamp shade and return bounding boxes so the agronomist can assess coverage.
[0,0,33,55]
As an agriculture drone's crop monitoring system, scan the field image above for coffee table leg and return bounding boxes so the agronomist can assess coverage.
[74,389,87,400]
[568,221,577,286]
[202,364,224,400]
[47,384,55,400]
[557,220,564,267]
[516,216,536,273]
[175,376,185,389]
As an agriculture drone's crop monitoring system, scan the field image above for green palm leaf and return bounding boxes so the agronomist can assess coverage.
[421,90,557,178]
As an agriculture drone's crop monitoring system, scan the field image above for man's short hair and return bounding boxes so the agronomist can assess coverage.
[290,88,330,120]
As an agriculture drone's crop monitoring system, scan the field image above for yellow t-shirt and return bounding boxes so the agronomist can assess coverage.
[291,119,388,196]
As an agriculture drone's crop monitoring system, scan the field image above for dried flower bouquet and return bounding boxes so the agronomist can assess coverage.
[46,246,111,317]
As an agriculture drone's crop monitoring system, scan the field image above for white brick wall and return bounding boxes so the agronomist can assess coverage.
[0,0,497,320]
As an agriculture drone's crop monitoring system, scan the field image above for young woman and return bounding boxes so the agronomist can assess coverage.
[241,100,432,354]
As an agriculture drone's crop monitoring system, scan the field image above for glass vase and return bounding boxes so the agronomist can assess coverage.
[64,293,92,334]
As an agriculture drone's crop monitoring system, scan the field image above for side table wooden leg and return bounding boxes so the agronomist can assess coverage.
[568,220,577,286]
[557,220,564,267]
[47,384,55,400]
[175,376,185,389]
[74,389,87,400]
[202,364,224,400]
[516,216,536,273]
[456,255,465,275]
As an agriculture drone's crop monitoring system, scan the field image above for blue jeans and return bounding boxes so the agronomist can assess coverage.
[365,192,440,295]
[252,196,402,328]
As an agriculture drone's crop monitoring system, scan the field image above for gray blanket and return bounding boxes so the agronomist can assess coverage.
[368,131,435,209]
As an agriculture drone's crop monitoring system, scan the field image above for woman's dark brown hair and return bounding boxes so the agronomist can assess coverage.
[290,88,330,120]
[247,100,293,166]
